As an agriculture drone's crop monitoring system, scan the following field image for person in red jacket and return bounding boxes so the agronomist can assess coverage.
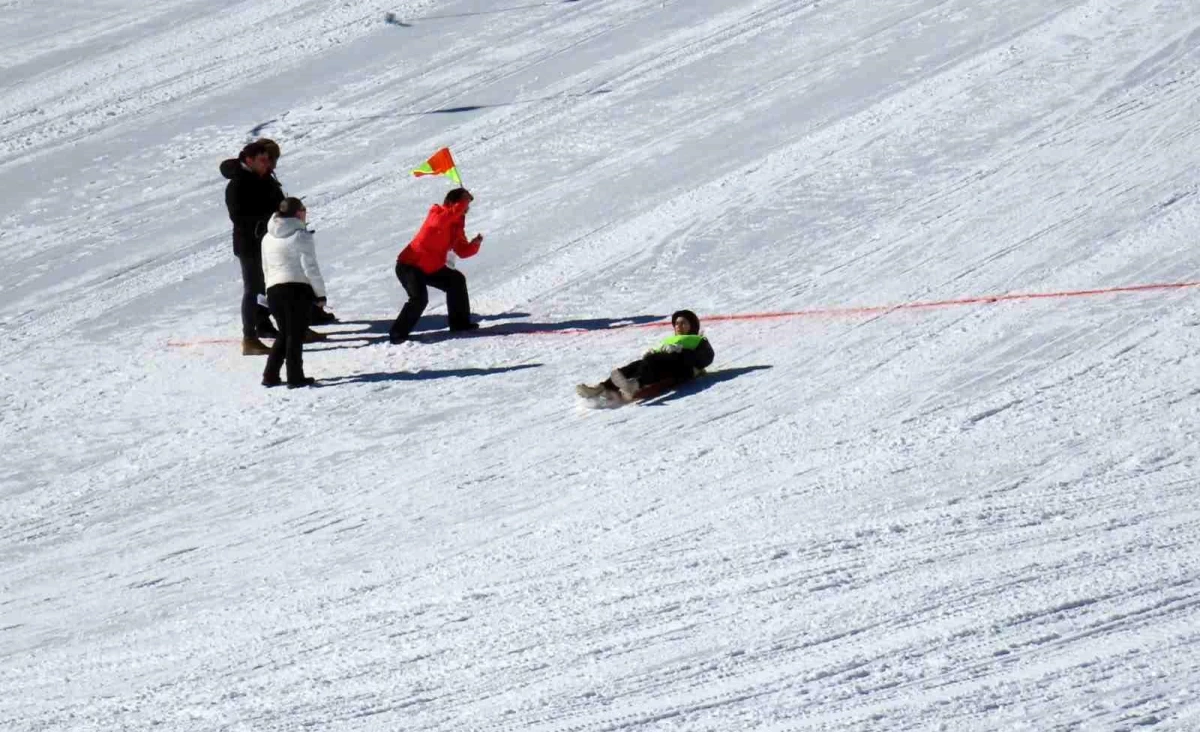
[389,188,484,344]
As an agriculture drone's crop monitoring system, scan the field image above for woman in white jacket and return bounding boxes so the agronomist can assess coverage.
[259,197,327,388]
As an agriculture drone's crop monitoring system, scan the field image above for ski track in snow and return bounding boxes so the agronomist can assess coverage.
[4,0,1200,730]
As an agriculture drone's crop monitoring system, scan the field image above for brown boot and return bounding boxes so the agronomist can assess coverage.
[242,337,271,356]
[303,329,328,343]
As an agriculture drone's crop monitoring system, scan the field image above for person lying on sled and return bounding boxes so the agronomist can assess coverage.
[577,309,715,401]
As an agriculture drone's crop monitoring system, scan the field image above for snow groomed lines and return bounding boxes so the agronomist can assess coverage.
[165,280,1200,347]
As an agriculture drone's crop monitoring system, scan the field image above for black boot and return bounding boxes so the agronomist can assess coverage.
[311,305,338,325]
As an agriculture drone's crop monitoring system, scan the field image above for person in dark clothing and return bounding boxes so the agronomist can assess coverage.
[260,198,327,388]
[389,188,484,344]
[577,310,715,402]
[221,139,285,354]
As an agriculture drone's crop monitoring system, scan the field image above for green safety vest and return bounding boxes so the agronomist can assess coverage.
[655,334,706,351]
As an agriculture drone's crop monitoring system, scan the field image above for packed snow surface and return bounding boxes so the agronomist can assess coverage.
[3,0,1200,729]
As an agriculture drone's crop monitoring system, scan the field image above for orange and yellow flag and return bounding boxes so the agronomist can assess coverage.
[411,147,462,186]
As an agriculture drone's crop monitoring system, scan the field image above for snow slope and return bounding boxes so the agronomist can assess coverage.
[3,0,1200,729]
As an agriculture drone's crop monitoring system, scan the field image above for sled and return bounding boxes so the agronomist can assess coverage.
[575,371,704,408]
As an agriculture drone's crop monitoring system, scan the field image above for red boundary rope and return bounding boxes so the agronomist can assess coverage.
[166,281,1200,347]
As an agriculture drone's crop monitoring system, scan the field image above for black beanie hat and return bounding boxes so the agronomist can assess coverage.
[671,309,701,333]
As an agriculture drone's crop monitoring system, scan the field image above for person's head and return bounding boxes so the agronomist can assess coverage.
[443,187,474,213]
[277,197,307,222]
[239,138,280,176]
[671,309,701,336]
[260,139,280,162]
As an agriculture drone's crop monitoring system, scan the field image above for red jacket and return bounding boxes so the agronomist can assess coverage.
[398,202,480,274]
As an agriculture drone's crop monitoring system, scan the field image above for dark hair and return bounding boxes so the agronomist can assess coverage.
[239,138,280,162]
[277,197,306,218]
[444,187,473,206]
[671,309,701,333]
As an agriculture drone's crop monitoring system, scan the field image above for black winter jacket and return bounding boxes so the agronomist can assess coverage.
[221,158,284,258]
[684,336,715,372]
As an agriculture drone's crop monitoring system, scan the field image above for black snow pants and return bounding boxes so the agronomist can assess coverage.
[264,283,315,384]
[238,253,275,338]
[607,352,698,389]
[389,262,472,342]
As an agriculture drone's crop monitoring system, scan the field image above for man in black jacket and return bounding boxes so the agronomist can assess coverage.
[221,139,284,355]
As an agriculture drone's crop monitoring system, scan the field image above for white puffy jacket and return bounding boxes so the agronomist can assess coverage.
[260,214,327,299]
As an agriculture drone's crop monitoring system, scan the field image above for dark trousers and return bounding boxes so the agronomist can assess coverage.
[604,352,697,389]
[238,253,274,338]
[389,262,471,341]
[264,283,314,384]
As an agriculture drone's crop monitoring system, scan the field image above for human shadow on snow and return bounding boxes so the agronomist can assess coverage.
[303,313,663,351]
[337,313,664,340]
[414,315,665,341]
[306,336,389,351]
[321,363,543,386]
[639,365,774,406]
[335,312,530,334]
[308,312,531,349]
